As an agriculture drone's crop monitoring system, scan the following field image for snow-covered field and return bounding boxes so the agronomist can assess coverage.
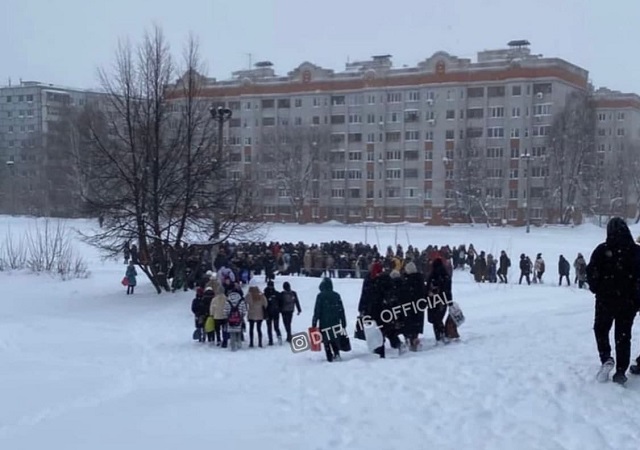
[2,217,640,450]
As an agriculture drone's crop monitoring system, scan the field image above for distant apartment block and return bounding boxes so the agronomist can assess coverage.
[188,41,640,224]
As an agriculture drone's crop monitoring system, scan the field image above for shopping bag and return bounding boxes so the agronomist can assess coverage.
[204,316,215,334]
[445,316,460,339]
[364,320,384,353]
[338,333,352,352]
[353,316,366,341]
[448,302,465,327]
[308,326,322,352]
[192,328,202,341]
[121,276,129,287]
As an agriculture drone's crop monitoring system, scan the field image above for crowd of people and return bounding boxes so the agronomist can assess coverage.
[119,222,640,374]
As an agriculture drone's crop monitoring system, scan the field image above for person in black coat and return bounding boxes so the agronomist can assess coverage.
[498,250,510,283]
[587,217,640,384]
[263,280,283,345]
[402,261,426,351]
[518,254,531,285]
[426,258,452,343]
[369,272,405,358]
[558,255,571,286]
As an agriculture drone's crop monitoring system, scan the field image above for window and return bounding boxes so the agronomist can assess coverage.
[446,169,454,180]
[531,167,548,178]
[349,114,362,124]
[348,152,362,161]
[263,206,276,215]
[293,117,302,126]
[487,127,505,138]
[512,86,522,96]
[387,92,402,103]
[617,128,626,137]
[349,95,364,106]
[424,208,432,219]
[533,83,552,95]
[426,91,435,101]
[331,188,345,198]
[487,86,506,97]
[312,116,321,125]
[530,187,545,198]
[424,189,432,199]
[404,110,420,122]
[486,147,504,158]
[486,168,503,178]
[389,112,399,123]
[425,110,435,121]
[277,99,290,109]
[509,169,519,179]
[404,168,418,178]
[367,133,375,143]
[489,106,505,118]
[425,131,434,141]
[293,98,302,108]
[348,133,362,143]
[512,107,521,118]
[404,150,419,160]
[467,108,484,119]
[485,188,503,198]
[446,150,454,160]
[331,115,345,125]
[618,112,626,121]
[467,127,483,138]
[405,130,420,141]
[446,110,455,120]
[533,104,552,116]
[385,132,401,142]
[532,125,550,137]
[367,95,376,104]
[445,130,455,140]
[386,188,401,198]
[262,117,275,126]
[511,147,520,158]
[348,170,362,179]
[424,151,433,161]
[386,169,401,179]
[385,150,402,160]
[598,113,607,121]
[509,189,519,200]
[408,91,420,102]
[331,170,345,180]
[532,146,546,157]
[366,114,375,124]
[261,99,275,109]
[367,170,374,180]
[244,137,252,145]
[6,96,11,103]
[510,128,520,138]
[467,87,484,98]
[26,110,34,117]
[331,95,345,106]
[331,133,346,145]
[445,189,455,199]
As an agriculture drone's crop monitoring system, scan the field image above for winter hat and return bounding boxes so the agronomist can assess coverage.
[196,287,204,297]
[537,253,542,259]
[607,217,633,244]
[283,281,291,291]
[405,262,417,274]
[204,286,213,292]
[249,278,259,288]
[206,270,213,277]
[390,270,401,279]
[370,261,383,279]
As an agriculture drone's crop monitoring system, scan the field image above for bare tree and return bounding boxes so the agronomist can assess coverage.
[449,137,490,225]
[547,89,597,224]
[259,125,330,223]
[76,27,261,293]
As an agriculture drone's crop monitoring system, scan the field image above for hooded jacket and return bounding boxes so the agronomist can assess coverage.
[587,217,640,308]
[312,278,346,342]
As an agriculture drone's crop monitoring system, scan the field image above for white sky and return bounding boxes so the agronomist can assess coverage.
[1,0,638,93]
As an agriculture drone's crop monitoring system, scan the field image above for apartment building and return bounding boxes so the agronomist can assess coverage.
[592,87,640,217]
[194,41,598,224]
[0,81,97,215]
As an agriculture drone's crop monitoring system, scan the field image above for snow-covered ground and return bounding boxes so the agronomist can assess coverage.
[1,216,640,450]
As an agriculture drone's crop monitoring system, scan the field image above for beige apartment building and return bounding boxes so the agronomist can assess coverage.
[192,42,640,225]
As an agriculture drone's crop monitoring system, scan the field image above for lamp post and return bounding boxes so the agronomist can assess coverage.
[5,159,15,215]
[521,152,532,233]
[208,105,233,240]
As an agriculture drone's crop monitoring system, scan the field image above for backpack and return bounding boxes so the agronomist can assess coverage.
[227,299,243,327]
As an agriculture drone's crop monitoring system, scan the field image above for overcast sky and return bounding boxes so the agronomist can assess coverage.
[1,0,638,93]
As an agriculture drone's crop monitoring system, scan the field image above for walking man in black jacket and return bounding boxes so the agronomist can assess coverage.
[587,217,640,385]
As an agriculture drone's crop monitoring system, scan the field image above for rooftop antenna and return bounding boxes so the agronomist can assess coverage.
[245,53,252,70]
[8,77,11,86]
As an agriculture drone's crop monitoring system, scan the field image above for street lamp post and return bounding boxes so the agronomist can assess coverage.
[208,105,233,240]
[6,160,15,215]
[521,152,532,233]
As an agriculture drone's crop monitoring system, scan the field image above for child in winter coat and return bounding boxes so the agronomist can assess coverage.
[191,287,206,342]
[125,261,137,295]
[209,281,228,347]
[224,288,248,351]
